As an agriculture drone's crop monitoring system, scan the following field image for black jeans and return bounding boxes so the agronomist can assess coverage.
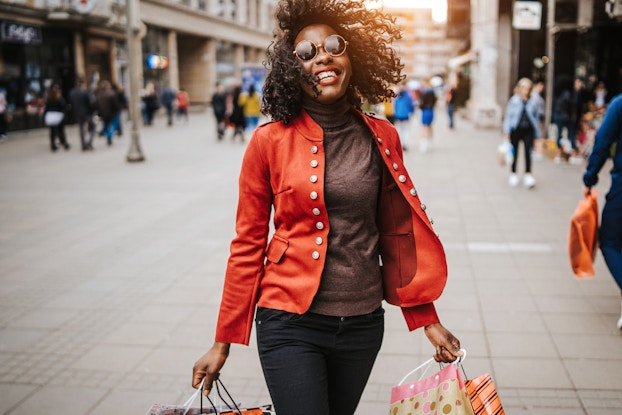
[510,127,534,173]
[256,307,384,415]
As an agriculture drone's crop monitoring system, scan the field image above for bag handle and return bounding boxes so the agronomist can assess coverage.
[398,349,467,386]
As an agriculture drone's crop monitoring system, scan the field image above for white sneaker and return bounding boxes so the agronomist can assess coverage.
[524,174,536,189]
[508,173,519,187]
[617,300,622,330]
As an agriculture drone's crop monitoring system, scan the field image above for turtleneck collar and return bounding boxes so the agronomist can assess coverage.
[302,95,353,130]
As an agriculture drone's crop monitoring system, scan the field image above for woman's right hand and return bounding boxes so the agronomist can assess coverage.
[192,342,231,396]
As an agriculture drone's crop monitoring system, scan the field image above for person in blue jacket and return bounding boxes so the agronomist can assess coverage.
[583,93,622,330]
[502,78,541,188]
[393,86,415,151]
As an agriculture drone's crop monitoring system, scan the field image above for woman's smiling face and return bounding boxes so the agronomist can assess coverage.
[294,24,352,104]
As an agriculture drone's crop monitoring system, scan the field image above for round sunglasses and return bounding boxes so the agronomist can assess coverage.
[293,34,348,62]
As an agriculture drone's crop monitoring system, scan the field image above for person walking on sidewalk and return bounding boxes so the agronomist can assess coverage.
[43,84,70,152]
[95,80,120,146]
[419,77,437,153]
[69,77,95,151]
[211,82,228,139]
[583,93,622,329]
[238,84,262,134]
[502,77,541,188]
[160,84,176,127]
[393,86,414,151]
[176,88,190,124]
[192,1,462,414]
[228,85,246,142]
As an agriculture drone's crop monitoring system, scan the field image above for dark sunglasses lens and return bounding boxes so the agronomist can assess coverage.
[325,35,346,55]
[296,41,317,61]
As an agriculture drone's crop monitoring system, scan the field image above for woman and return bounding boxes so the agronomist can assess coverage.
[192,1,462,414]
[239,84,262,133]
[583,93,622,329]
[502,77,541,188]
[43,84,70,152]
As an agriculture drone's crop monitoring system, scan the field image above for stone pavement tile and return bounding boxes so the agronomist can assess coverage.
[9,385,107,415]
[102,321,173,346]
[90,389,181,415]
[493,358,573,388]
[552,333,622,359]
[579,390,622,413]
[482,310,548,333]
[437,308,485,333]
[70,344,152,372]
[479,292,539,313]
[0,384,37,414]
[0,327,50,352]
[534,294,600,313]
[8,308,78,330]
[541,312,612,334]
[488,332,558,358]
[565,359,622,390]
[129,303,196,325]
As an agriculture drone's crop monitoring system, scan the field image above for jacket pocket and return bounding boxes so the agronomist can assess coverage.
[265,234,288,263]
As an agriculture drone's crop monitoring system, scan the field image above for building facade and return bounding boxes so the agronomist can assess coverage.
[0,0,276,131]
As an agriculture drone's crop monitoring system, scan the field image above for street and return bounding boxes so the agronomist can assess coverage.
[0,108,621,415]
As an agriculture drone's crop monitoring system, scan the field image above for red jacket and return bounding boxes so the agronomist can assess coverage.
[216,109,448,345]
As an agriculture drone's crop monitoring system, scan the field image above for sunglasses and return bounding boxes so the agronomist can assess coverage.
[293,34,348,62]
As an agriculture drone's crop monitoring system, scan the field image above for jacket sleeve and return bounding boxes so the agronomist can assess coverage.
[215,132,273,345]
[584,95,622,187]
[401,304,439,331]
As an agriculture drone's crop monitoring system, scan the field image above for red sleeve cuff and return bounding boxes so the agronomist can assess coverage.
[401,303,439,331]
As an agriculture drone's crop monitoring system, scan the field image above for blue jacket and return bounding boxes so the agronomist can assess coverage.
[583,94,622,190]
[502,94,541,138]
[393,91,414,121]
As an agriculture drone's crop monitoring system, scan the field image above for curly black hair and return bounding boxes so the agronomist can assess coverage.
[262,0,404,124]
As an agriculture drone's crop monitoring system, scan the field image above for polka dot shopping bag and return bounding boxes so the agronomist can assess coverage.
[390,358,474,415]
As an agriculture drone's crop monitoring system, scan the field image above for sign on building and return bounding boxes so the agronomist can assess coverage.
[513,1,543,30]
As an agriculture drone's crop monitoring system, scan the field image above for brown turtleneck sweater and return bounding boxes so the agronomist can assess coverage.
[303,96,384,317]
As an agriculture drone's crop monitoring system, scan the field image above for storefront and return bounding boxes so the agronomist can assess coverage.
[0,21,74,130]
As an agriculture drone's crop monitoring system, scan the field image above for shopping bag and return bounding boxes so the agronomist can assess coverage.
[497,140,513,166]
[391,358,475,415]
[464,373,505,415]
[568,190,599,278]
[44,111,64,126]
[146,378,273,415]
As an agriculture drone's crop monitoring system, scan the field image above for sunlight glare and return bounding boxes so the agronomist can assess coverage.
[365,0,447,23]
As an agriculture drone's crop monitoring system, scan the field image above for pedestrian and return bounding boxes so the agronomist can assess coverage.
[445,79,457,130]
[382,96,395,124]
[530,79,546,158]
[393,86,414,151]
[142,82,160,126]
[191,1,462,414]
[593,81,608,111]
[69,77,96,151]
[419,78,437,153]
[238,84,262,134]
[582,93,622,330]
[553,77,573,159]
[211,82,228,139]
[43,84,70,152]
[570,78,590,154]
[502,77,541,188]
[114,83,127,136]
[160,84,176,126]
[228,85,246,142]
[95,80,120,146]
[176,88,190,123]
[0,88,8,141]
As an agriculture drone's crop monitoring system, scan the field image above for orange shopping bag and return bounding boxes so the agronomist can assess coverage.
[568,190,599,278]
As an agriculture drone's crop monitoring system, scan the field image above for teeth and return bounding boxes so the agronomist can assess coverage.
[317,71,336,80]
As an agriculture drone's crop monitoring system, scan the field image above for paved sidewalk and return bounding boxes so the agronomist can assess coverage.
[0,108,620,415]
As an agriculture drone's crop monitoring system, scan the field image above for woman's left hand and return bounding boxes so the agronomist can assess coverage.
[424,323,462,363]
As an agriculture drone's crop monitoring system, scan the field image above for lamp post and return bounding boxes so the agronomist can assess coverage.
[126,0,145,162]
[544,0,556,137]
